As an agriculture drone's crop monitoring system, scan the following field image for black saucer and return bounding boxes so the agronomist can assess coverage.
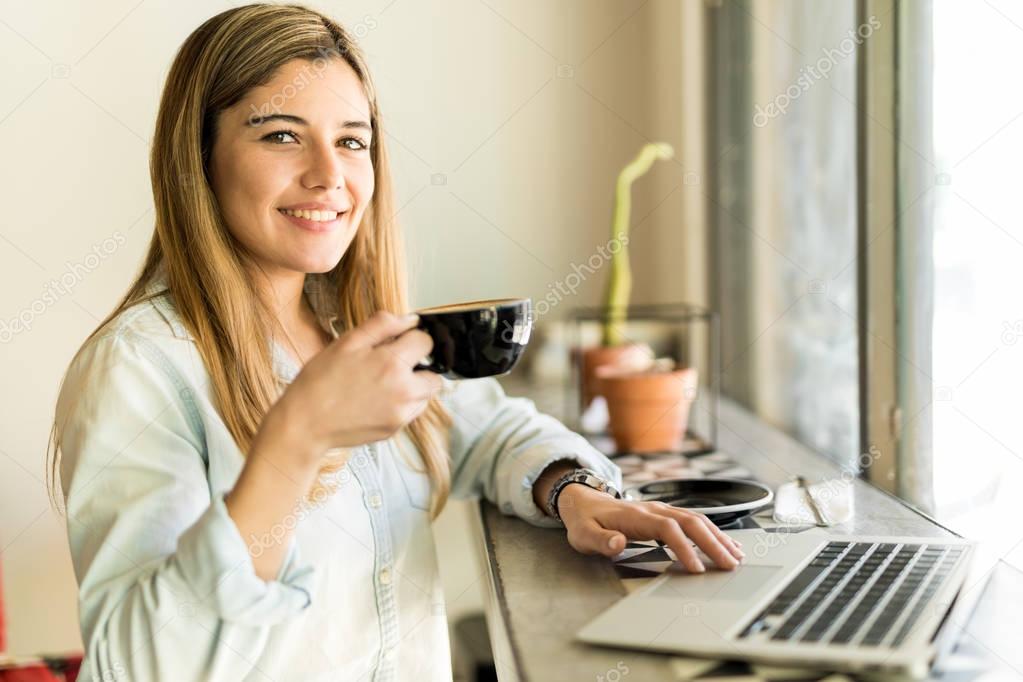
[623,477,774,527]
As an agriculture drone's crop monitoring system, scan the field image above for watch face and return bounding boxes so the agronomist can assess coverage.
[548,469,618,520]
[579,471,619,497]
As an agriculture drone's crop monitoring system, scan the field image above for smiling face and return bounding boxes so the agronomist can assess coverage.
[208,57,375,279]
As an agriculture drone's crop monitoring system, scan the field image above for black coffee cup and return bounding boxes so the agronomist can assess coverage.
[412,298,533,379]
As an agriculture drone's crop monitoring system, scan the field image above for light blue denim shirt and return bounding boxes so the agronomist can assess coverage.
[56,272,622,682]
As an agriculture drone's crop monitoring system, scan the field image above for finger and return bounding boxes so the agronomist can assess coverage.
[662,507,744,560]
[571,519,627,557]
[672,511,739,570]
[637,514,705,574]
[408,369,444,400]
[344,311,420,350]
[698,515,745,561]
[398,395,432,423]
[382,328,434,366]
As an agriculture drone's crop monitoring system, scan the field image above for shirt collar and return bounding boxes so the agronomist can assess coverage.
[143,269,341,382]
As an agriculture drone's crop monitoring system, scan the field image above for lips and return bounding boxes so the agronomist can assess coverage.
[278,207,344,222]
[277,207,348,233]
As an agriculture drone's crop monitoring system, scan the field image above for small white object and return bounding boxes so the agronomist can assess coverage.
[579,395,610,433]
[773,477,854,525]
[368,493,383,509]
[379,567,392,585]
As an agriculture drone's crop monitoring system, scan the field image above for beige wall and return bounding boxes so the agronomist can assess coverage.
[0,0,704,654]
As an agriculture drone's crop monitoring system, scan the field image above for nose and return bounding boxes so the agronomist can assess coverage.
[301,139,347,191]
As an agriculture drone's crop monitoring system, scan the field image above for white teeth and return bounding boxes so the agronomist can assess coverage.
[280,208,339,221]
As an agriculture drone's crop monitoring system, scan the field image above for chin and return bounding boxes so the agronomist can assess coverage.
[272,233,354,275]
[288,256,341,275]
[305,262,341,275]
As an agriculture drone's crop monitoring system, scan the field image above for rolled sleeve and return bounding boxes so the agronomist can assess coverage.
[441,377,622,528]
[175,492,314,622]
[58,329,314,680]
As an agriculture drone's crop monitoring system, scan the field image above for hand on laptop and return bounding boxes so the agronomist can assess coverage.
[556,485,745,572]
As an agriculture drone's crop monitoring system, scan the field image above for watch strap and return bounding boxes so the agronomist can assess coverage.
[544,467,622,522]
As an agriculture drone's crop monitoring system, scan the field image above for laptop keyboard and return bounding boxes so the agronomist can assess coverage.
[739,541,964,647]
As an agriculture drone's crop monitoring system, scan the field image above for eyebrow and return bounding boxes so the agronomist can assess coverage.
[247,113,372,131]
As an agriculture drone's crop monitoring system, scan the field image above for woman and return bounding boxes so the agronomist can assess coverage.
[49,5,743,681]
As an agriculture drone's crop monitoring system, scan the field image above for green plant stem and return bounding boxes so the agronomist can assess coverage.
[601,142,674,347]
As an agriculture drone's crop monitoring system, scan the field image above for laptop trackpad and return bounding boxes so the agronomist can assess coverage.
[650,565,782,601]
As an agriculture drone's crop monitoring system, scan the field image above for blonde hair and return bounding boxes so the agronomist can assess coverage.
[48,3,453,518]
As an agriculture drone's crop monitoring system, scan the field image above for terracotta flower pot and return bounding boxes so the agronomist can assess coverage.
[579,343,653,410]
[595,366,699,454]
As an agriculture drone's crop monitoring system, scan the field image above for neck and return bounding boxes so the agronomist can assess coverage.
[257,268,313,332]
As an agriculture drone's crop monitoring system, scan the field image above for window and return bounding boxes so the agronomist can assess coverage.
[711,0,860,469]
[930,0,1023,572]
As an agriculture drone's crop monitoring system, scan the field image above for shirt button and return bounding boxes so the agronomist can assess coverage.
[368,493,383,509]
[379,567,392,585]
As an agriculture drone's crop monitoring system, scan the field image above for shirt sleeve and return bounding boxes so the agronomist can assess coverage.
[57,329,314,681]
[440,377,623,528]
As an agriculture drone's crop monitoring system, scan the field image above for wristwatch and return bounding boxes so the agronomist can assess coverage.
[545,467,622,522]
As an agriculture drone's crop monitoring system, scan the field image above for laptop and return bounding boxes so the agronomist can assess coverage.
[576,529,975,678]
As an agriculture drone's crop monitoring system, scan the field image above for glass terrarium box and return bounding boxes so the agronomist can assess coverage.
[565,303,720,458]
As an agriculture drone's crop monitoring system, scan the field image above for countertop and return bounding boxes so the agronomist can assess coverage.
[471,377,1018,681]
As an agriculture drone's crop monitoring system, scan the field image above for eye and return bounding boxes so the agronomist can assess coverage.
[262,129,297,144]
[340,136,369,151]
